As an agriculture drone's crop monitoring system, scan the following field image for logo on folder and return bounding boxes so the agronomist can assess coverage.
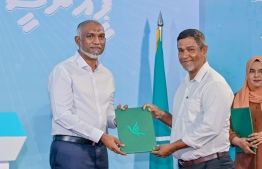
[127,122,145,137]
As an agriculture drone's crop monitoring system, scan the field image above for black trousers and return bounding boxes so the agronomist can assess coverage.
[178,155,235,169]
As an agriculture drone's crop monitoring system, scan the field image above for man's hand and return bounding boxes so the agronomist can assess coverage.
[114,104,128,126]
[151,144,174,158]
[100,133,126,155]
[142,103,172,127]
[142,103,165,120]
[117,104,128,110]
[151,139,188,158]
[232,137,256,154]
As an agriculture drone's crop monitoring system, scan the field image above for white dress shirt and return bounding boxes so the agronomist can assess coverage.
[171,62,234,161]
[48,52,116,143]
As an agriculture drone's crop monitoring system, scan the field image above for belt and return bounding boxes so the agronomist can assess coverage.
[53,135,102,146]
[178,152,229,167]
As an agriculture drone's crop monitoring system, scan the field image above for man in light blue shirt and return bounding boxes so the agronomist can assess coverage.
[144,29,235,169]
[49,20,126,169]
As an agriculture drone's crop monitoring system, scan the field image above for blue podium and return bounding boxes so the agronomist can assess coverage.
[0,112,27,169]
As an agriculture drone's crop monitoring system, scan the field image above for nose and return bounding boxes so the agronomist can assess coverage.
[254,71,259,77]
[179,50,189,59]
[92,36,100,44]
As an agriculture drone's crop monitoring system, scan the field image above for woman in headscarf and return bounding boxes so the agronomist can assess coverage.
[230,56,262,169]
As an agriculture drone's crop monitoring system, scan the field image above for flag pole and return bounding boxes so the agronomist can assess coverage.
[150,12,173,169]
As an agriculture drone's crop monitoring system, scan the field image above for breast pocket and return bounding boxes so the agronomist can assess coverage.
[184,98,201,124]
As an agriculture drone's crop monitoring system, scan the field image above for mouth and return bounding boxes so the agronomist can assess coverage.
[91,47,101,54]
[253,80,261,83]
[181,60,192,65]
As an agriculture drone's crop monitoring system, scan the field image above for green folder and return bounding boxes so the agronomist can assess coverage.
[115,107,157,154]
[231,107,256,153]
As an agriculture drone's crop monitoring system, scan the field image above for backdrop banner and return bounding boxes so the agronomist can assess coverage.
[0,1,199,169]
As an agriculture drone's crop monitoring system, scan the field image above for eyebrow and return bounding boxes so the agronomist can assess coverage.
[86,32,105,35]
[250,68,262,70]
[178,46,195,49]
[90,29,104,32]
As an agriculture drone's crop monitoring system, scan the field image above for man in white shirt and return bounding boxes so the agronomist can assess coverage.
[48,20,126,169]
[143,29,235,169]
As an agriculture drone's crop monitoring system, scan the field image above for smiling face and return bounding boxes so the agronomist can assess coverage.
[177,37,207,79]
[75,21,106,60]
[247,61,262,88]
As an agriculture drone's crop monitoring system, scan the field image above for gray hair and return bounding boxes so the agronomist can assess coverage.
[177,29,207,49]
[76,20,103,36]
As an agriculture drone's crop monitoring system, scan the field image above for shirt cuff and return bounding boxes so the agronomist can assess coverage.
[89,128,104,143]
[113,118,117,127]
[107,115,117,128]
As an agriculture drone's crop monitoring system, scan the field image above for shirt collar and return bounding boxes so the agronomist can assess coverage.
[193,62,210,83]
[185,62,210,83]
[75,51,101,70]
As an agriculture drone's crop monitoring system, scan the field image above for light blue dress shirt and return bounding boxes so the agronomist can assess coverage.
[48,52,116,143]
[171,62,234,161]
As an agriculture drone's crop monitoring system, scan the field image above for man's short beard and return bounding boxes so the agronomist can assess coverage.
[184,66,195,72]
[80,47,101,60]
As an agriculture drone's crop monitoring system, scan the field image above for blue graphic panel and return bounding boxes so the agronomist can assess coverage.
[0,112,26,136]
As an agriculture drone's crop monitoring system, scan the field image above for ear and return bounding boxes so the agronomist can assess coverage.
[202,46,208,56]
[75,36,80,47]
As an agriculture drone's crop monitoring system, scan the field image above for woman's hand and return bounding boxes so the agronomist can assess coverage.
[249,131,262,147]
[232,137,256,154]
